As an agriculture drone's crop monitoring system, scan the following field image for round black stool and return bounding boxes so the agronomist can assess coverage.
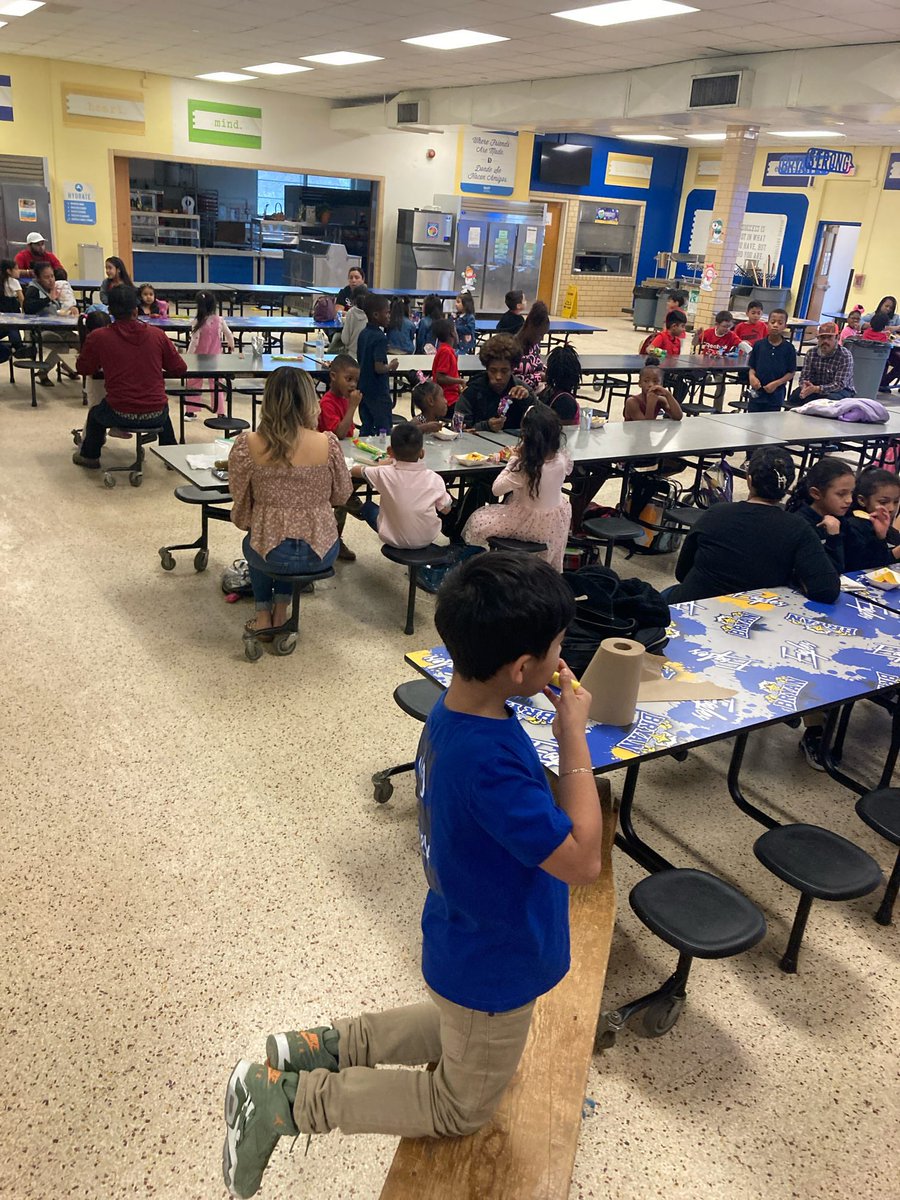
[754,824,882,973]
[582,514,644,567]
[98,423,167,488]
[243,567,335,661]
[596,868,766,1048]
[158,485,232,572]
[487,536,548,555]
[372,678,444,803]
[855,788,900,926]
[380,544,455,635]
[204,415,250,439]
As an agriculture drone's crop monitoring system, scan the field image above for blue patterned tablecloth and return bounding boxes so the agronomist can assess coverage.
[407,586,900,775]
[843,570,900,615]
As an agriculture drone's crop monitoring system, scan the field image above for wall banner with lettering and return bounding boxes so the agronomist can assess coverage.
[459,129,518,196]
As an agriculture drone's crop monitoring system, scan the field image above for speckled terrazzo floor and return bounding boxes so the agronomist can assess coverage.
[1,318,897,1200]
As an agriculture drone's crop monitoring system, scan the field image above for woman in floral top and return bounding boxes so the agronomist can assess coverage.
[229,367,352,639]
[515,301,550,391]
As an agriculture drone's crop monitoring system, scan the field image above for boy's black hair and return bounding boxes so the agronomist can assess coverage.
[664,310,686,330]
[329,352,358,373]
[77,308,111,347]
[870,311,890,333]
[108,286,138,319]
[412,380,443,413]
[390,420,423,461]
[855,467,900,503]
[747,446,796,501]
[715,310,733,324]
[746,300,764,313]
[787,456,854,512]
[545,344,581,395]
[669,290,687,306]
[363,292,389,322]
[435,552,575,682]
[770,307,788,320]
[431,317,454,344]
[351,284,369,308]
[504,289,524,311]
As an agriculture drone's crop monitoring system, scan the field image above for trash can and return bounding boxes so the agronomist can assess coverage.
[846,339,891,398]
[632,286,659,330]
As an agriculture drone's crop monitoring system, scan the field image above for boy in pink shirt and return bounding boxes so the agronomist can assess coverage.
[350,422,452,549]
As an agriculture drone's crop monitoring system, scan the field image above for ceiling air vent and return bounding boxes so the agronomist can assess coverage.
[689,72,743,109]
[397,101,425,125]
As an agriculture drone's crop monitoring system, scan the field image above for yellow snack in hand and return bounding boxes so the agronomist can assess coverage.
[551,670,582,691]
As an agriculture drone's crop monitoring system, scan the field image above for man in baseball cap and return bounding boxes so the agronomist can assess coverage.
[14,231,64,275]
[788,320,855,406]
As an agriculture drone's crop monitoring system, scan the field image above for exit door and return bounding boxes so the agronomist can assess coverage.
[806,222,861,322]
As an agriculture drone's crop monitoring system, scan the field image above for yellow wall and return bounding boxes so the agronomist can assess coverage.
[675,143,900,312]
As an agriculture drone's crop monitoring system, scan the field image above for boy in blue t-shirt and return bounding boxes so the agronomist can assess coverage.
[357,293,398,435]
[222,554,603,1199]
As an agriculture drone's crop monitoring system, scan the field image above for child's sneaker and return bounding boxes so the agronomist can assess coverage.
[223,1060,299,1199]
[799,728,825,772]
[265,1025,339,1073]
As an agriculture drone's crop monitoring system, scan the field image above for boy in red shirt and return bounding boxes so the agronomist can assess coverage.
[696,311,741,356]
[734,300,767,345]
[862,312,891,343]
[317,353,362,438]
[649,310,687,357]
[431,317,464,409]
[316,352,363,562]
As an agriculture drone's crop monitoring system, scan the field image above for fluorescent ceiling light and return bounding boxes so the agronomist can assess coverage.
[195,71,256,82]
[552,144,588,152]
[0,1,45,15]
[687,132,727,141]
[244,62,312,75]
[770,130,845,138]
[617,134,676,142]
[403,29,508,50]
[301,51,382,65]
[554,1,698,28]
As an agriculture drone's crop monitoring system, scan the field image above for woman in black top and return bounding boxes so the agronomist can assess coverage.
[667,447,840,604]
[336,266,365,311]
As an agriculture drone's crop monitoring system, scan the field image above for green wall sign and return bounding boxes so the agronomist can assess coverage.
[188,100,262,149]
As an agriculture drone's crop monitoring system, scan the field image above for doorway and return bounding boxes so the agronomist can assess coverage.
[537,201,564,309]
[804,221,861,322]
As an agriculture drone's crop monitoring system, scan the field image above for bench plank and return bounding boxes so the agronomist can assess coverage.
[380,781,616,1200]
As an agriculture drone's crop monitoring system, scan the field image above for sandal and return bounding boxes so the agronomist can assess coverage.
[37,375,54,387]
[243,618,274,643]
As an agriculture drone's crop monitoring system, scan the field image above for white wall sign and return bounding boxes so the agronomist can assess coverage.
[460,129,518,196]
[689,209,787,264]
[606,155,652,182]
[65,92,144,123]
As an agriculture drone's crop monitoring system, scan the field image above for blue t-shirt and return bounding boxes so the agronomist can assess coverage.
[357,323,390,405]
[416,694,572,1012]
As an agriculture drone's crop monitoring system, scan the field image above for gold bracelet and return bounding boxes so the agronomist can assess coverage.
[560,766,593,778]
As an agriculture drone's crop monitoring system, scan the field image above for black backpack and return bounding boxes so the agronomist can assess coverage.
[561,564,670,675]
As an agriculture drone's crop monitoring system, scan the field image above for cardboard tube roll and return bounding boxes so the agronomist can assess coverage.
[582,637,645,726]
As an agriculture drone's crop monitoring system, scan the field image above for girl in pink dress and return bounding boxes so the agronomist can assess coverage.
[463,404,573,570]
[185,291,235,417]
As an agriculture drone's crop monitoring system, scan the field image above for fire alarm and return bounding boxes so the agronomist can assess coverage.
[426,148,436,160]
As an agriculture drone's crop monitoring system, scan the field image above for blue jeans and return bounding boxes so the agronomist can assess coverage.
[360,499,380,532]
[242,533,339,610]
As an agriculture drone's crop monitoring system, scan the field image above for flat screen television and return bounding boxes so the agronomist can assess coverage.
[538,141,592,187]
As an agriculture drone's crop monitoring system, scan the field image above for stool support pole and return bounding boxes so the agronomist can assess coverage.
[727,731,779,830]
[404,566,417,636]
[613,760,673,873]
[780,892,813,974]
[875,851,900,927]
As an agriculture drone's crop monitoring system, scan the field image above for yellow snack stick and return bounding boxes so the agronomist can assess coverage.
[852,509,872,520]
[551,670,582,691]
[352,438,383,457]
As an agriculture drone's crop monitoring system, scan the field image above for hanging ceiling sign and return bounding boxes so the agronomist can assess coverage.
[777,148,855,177]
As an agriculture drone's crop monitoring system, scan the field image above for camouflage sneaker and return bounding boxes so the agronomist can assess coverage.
[265,1026,339,1074]
[222,1060,299,1199]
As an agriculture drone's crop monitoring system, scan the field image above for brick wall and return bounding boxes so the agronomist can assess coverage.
[533,191,646,318]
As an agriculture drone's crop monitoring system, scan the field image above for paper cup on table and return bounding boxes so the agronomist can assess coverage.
[582,637,645,726]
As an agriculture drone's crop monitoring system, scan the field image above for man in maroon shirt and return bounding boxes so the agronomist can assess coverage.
[73,285,187,468]
[14,232,64,275]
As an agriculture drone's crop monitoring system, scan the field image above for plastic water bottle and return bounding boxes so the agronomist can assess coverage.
[377,428,389,451]
[315,328,326,361]
[580,407,591,432]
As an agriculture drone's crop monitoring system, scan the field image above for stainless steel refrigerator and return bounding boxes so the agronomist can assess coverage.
[0,182,53,259]
[455,210,544,311]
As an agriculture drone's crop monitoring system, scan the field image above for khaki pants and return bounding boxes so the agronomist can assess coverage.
[293,987,534,1139]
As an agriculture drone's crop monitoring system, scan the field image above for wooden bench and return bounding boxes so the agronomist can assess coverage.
[380,779,616,1200]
